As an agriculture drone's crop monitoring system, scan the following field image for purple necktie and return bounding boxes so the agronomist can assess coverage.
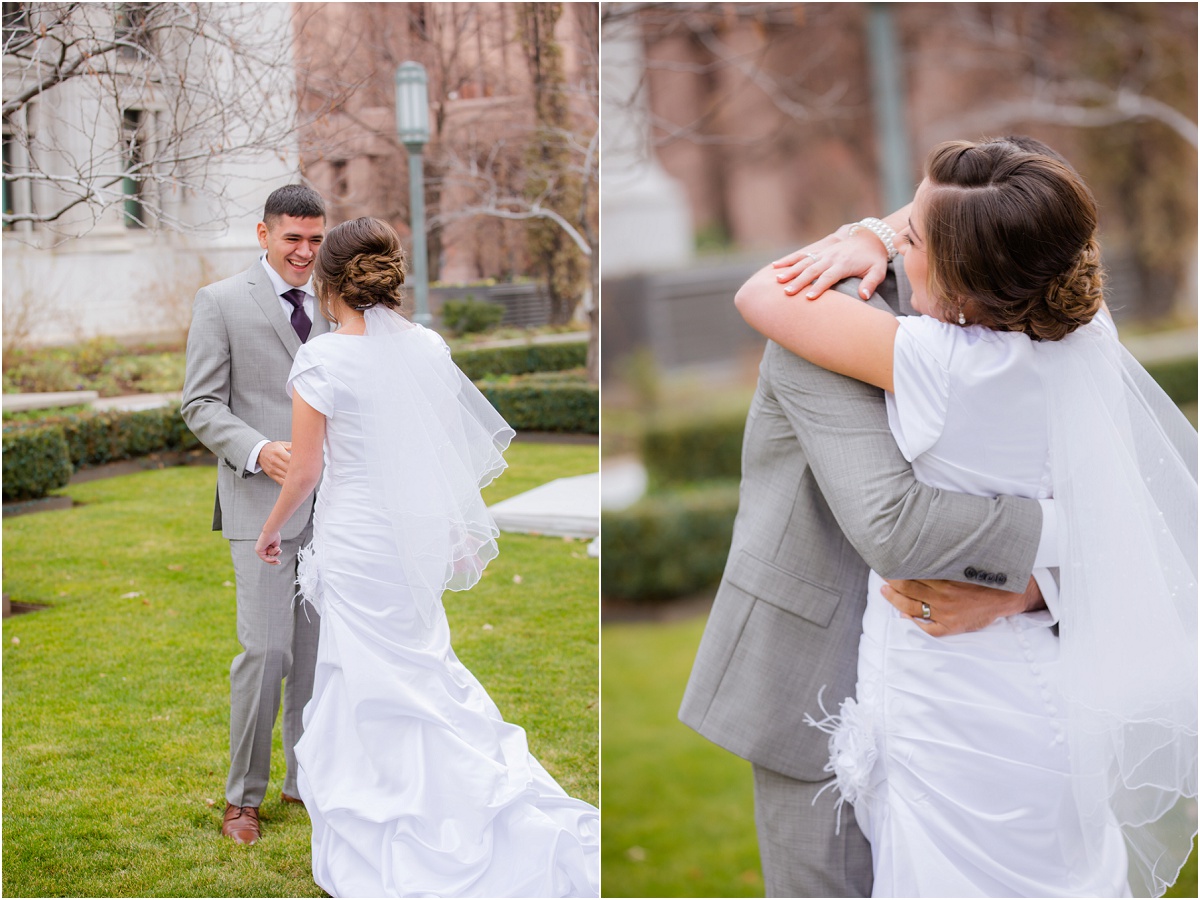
[281,288,311,343]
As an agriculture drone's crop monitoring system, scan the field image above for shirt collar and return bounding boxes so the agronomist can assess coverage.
[260,253,314,298]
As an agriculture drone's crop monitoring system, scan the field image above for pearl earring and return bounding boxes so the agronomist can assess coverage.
[958,309,967,326]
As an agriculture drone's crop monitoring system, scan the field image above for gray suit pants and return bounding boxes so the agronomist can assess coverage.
[753,764,872,898]
[226,529,319,807]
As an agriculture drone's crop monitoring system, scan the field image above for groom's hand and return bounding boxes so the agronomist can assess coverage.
[259,441,292,486]
[882,576,1045,637]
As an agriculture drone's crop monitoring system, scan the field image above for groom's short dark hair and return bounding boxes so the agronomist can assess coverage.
[263,184,325,225]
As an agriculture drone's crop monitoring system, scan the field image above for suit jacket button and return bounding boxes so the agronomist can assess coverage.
[996,574,1007,586]
[964,566,978,580]
[985,573,999,584]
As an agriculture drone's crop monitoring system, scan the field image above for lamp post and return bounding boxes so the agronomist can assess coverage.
[395,61,432,325]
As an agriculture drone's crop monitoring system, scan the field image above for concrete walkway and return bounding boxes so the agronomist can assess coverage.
[489,472,599,540]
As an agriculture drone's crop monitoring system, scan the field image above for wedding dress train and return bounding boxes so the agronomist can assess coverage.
[287,310,599,898]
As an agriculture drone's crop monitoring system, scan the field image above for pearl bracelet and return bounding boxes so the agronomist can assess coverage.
[847,216,898,261]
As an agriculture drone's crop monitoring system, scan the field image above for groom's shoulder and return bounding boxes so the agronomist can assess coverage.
[198,262,261,301]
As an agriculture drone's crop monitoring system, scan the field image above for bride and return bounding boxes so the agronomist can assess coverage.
[254,217,599,898]
[735,138,1196,897]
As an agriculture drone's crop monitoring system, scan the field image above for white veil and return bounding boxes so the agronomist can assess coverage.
[356,305,514,627]
[1037,316,1197,896]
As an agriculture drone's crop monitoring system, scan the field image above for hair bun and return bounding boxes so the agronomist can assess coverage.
[1031,238,1104,341]
[341,251,406,311]
[314,217,408,315]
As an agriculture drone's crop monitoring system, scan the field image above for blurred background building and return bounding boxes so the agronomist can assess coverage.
[601,1,1198,385]
[3,2,598,348]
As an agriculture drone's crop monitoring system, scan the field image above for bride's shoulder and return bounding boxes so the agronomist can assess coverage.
[407,323,454,360]
[897,314,1034,375]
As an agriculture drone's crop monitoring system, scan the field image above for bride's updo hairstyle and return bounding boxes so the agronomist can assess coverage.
[314,217,407,319]
[923,139,1104,341]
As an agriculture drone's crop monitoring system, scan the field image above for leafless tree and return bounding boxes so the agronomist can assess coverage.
[435,3,599,380]
[2,2,302,240]
[927,4,1197,148]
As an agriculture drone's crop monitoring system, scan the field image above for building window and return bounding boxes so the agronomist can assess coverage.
[115,2,154,59]
[2,129,13,231]
[122,109,146,229]
[2,1,30,50]
[330,159,349,200]
[410,3,428,41]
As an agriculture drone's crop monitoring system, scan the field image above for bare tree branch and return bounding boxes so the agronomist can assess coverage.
[2,2,319,240]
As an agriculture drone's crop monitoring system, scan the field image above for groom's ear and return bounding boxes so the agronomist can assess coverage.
[256,221,269,249]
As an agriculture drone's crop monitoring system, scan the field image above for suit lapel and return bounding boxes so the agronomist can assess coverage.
[247,263,303,357]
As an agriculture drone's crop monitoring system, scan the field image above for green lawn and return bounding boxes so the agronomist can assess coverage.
[2,442,598,898]
[602,615,1198,899]
[602,616,762,898]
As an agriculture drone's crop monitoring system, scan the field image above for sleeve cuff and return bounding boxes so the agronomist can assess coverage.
[1032,567,1061,625]
[246,439,270,475]
[1033,498,1057,568]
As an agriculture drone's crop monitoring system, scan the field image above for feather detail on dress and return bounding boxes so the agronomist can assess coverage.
[294,542,321,619]
[803,685,879,835]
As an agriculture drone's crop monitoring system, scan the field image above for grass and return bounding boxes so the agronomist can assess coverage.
[2,442,598,898]
[602,614,1198,899]
[602,616,762,898]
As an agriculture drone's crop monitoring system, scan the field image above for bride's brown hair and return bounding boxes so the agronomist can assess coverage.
[923,140,1104,342]
[314,217,408,320]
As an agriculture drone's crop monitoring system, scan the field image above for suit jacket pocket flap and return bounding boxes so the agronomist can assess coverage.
[724,549,841,628]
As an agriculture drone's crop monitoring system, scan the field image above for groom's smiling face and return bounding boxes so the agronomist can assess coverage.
[257,214,326,288]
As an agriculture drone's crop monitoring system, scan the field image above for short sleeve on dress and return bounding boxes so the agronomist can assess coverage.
[287,342,334,417]
[886,315,958,461]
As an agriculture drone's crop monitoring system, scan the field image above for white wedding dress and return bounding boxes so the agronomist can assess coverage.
[815,311,1196,897]
[284,312,599,898]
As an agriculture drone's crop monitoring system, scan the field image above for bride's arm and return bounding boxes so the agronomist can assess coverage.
[735,264,899,391]
[255,393,326,564]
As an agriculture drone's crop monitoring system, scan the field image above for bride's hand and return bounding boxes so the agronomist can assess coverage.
[256,530,282,565]
[772,225,891,301]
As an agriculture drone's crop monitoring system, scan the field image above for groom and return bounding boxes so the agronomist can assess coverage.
[679,253,1056,897]
[182,184,330,845]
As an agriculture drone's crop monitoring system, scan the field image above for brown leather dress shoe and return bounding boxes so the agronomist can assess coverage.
[221,803,260,845]
[281,791,305,806]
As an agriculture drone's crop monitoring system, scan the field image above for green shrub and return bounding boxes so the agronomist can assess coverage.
[601,481,740,602]
[641,410,745,488]
[1145,356,1198,407]
[4,406,199,470]
[2,340,185,397]
[2,426,73,501]
[441,296,505,335]
[476,382,598,433]
[453,342,586,381]
[2,355,90,394]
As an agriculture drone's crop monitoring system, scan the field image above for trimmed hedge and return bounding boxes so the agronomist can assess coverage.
[478,382,598,433]
[452,341,586,381]
[641,410,745,488]
[601,480,740,602]
[442,297,505,335]
[2,425,73,502]
[3,407,200,470]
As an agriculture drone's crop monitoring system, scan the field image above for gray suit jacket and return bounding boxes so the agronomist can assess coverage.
[181,261,330,541]
[679,262,1043,782]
